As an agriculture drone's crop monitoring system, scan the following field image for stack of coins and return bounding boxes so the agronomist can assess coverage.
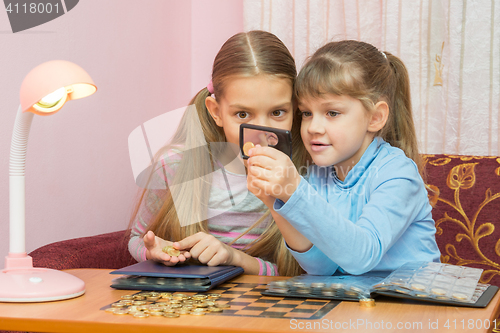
[104,292,229,318]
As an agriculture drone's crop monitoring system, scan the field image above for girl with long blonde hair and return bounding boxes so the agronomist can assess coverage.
[128,30,305,276]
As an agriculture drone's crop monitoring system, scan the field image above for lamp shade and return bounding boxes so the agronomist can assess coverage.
[20,60,97,116]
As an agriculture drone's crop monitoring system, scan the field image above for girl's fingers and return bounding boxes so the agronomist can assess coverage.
[143,230,156,249]
[197,246,218,264]
[206,250,228,266]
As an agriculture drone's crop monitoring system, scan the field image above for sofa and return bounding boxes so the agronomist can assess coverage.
[28,154,500,286]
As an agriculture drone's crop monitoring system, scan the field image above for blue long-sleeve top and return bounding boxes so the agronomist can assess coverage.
[274,137,440,275]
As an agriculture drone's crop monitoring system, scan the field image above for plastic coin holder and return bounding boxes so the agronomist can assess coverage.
[373,262,484,303]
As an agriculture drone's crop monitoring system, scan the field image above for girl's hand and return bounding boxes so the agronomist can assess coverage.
[143,230,191,266]
[173,232,236,267]
[247,145,301,203]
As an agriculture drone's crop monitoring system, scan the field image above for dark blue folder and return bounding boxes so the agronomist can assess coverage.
[110,260,244,292]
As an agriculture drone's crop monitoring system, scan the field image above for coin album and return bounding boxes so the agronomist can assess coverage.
[262,262,499,308]
[110,260,244,292]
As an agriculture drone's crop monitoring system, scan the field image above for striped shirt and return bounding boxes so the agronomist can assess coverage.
[128,149,278,276]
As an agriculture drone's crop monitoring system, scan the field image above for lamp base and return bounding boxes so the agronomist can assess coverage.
[0,254,85,302]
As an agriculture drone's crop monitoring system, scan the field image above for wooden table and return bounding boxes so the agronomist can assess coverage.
[1,269,500,333]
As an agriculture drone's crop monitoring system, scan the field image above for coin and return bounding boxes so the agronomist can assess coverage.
[162,245,181,257]
[163,313,180,318]
[121,295,134,300]
[133,312,149,318]
[452,292,468,301]
[192,308,205,313]
[149,311,164,317]
[176,309,191,315]
[243,142,255,155]
[359,298,376,308]
[113,309,129,315]
[191,311,205,316]
[431,287,447,296]
[208,307,223,312]
[411,283,426,291]
[216,303,230,308]
[111,303,127,308]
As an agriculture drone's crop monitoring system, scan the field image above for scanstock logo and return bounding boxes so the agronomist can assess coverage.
[4,0,79,33]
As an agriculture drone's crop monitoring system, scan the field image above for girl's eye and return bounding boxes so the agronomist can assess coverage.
[300,111,312,118]
[272,110,286,117]
[327,111,340,117]
[236,112,249,119]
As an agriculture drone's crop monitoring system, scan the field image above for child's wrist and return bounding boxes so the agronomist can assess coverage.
[227,246,241,267]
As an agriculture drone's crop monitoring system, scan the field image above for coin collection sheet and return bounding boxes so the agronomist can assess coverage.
[262,262,498,308]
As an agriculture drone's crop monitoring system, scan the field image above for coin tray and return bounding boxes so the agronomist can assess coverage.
[261,262,499,308]
[373,262,483,303]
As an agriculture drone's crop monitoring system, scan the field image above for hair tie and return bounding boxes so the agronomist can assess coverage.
[381,51,388,60]
[207,80,214,94]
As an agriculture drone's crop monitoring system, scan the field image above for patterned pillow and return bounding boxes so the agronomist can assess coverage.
[424,154,500,286]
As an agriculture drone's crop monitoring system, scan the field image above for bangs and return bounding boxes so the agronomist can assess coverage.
[295,56,366,100]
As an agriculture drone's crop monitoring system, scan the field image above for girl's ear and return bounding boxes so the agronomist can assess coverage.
[368,101,389,133]
[205,96,223,127]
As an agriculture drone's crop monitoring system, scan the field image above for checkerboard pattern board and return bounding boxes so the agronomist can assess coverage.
[106,282,340,319]
[198,282,339,319]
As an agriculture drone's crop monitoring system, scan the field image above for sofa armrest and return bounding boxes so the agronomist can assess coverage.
[29,230,137,270]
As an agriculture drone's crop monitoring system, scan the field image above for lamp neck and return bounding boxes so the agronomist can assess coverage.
[10,106,34,176]
[9,106,33,255]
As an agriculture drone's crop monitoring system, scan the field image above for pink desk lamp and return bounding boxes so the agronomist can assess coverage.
[0,60,97,302]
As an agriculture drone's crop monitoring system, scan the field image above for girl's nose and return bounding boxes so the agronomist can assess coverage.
[307,116,324,134]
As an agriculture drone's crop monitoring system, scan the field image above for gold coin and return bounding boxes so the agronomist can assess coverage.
[162,246,181,257]
[216,303,230,308]
[411,283,426,291]
[163,313,180,318]
[208,307,223,312]
[176,309,191,315]
[149,311,164,316]
[192,308,205,313]
[193,295,207,301]
[195,303,208,308]
[163,308,176,313]
[452,292,468,301]
[149,306,163,312]
[105,307,117,313]
[111,303,127,308]
[243,142,255,155]
[431,288,447,296]
[121,295,134,300]
[113,309,129,315]
[133,312,149,318]
[359,298,376,308]
[191,311,205,316]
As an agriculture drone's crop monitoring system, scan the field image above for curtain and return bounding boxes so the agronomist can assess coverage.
[244,0,500,156]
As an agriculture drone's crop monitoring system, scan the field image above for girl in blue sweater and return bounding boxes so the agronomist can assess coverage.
[246,40,440,275]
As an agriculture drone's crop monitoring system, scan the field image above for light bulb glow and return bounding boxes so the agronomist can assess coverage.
[37,87,66,108]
